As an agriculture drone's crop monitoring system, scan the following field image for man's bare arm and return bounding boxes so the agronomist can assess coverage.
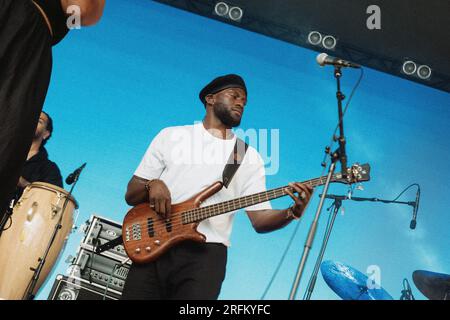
[125,175,149,206]
[246,182,313,233]
[246,208,293,233]
[125,176,172,218]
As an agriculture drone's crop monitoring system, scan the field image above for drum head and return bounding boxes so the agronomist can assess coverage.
[25,182,79,209]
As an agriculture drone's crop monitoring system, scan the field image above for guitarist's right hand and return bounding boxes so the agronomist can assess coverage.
[147,179,172,219]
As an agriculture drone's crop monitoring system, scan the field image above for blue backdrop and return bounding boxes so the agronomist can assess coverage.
[36,0,449,300]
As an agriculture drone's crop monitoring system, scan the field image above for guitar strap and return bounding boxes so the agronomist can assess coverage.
[222,138,249,188]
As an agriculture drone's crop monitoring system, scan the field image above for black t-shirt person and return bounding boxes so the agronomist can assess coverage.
[15,147,63,199]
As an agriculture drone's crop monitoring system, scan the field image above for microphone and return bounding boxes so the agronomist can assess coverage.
[410,186,420,229]
[66,163,87,185]
[316,53,361,69]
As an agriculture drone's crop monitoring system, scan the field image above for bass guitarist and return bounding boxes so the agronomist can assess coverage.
[121,74,313,300]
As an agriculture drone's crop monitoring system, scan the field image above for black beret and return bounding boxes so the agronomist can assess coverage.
[199,74,247,104]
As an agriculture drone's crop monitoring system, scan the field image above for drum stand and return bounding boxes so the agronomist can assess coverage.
[400,278,416,300]
[23,166,85,300]
[0,198,16,238]
[303,196,343,300]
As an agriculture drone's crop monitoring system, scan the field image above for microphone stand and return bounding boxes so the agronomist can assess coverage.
[320,194,415,206]
[289,66,349,300]
[288,159,337,300]
[334,66,348,178]
[23,164,85,300]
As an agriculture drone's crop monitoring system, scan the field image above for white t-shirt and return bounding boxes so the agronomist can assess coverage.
[134,122,272,246]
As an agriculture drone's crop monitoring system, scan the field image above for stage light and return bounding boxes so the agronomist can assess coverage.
[307,31,337,50]
[307,31,322,45]
[401,60,432,81]
[402,60,417,75]
[322,35,337,50]
[417,65,432,80]
[229,6,243,21]
[214,2,229,17]
[213,2,243,22]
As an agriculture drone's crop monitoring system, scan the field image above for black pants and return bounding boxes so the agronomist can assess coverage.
[0,0,53,219]
[121,242,227,300]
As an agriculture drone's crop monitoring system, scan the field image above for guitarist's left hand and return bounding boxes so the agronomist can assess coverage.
[285,182,314,219]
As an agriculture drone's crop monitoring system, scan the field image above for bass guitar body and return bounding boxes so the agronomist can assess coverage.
[122,182,222,264]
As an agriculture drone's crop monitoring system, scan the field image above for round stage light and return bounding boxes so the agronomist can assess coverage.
[229,6,243,21]
[307,31,322,45]
[58,289,77,300]
[214,2,229,17]
[402,60,417,75]
[417,65,432,80]
[322,35,337,49]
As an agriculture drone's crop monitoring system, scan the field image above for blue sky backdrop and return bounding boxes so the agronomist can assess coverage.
[35,0,449,300]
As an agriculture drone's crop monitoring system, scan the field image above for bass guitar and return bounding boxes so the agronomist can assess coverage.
[122,163,370,264]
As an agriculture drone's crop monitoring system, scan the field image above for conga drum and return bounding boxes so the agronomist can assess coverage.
[0,182,78,300]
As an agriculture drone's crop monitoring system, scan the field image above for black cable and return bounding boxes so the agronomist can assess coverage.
[260,68,364,300]
[88,223,103,284]
[320,68,365,169]
[102,258,130,300]
[260,219,301,300]
[390,183,420,202]
[103,263,119,300]
[302,199,337,300]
